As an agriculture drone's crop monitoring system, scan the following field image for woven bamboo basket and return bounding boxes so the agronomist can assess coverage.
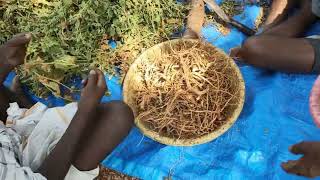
[123,39,245,146]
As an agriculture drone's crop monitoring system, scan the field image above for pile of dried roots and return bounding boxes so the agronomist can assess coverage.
[132,41,241,139]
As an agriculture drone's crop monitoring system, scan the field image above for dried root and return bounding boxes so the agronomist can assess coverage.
[132,41,241,140]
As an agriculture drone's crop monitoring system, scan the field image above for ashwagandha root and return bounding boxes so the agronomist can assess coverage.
[133,41,241,140]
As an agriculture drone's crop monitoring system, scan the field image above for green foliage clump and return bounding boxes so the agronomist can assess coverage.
[0,0,187,99]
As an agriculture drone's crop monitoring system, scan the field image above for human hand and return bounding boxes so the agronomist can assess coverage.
[0,33,32,68]
[282,142,320,178]
[230,47,243,61]
[79,69,107,109]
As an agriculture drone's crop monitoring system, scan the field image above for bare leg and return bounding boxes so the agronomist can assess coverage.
[232,36,314,73]
[263,0,298,30]
[38,69,134,178]
[230,0,317,73]
[73,101,134,171]
[263,0,316,37]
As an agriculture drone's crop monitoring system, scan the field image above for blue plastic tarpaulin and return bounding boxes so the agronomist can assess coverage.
[101,2,320,180]
[4,0,320,179]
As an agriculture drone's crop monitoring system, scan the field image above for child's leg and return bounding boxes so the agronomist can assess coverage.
[232,36,315,73]
[263,0,316,37]
[264,0,298,29]
[231,0,317,73]
[72,101,134,171]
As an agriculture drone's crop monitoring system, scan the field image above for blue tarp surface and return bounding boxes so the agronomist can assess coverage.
[101,2,320,180]
[4,0,320,179]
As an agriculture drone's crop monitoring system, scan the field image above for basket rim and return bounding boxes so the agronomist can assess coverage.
[123,39,246,146]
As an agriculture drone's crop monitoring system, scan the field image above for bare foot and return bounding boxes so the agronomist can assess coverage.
[282,141,320,178]
[10,76,33,108]
[230,46,244,61]
[79,69,107,111]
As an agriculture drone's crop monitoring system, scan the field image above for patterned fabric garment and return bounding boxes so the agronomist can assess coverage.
[0,123,45,180]
[0,102,99,180]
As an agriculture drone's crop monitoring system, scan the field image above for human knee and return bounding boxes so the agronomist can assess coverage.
[242,36,262,53]
[101,101,134,127]
[239,36,265,63]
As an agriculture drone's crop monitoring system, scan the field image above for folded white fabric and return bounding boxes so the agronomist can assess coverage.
[6,102,99,180]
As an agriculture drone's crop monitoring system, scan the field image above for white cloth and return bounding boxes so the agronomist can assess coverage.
[313,0,320,17]
[0,123,46,180]
[6,102,99,180]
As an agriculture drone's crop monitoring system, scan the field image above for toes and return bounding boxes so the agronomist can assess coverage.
[230,47,243,61]
[96,70,106,90]
[87,70,98,87]
[85,69,106,92]
[81,78,88,87]
[80,69,107,104]
[282,160,314,178]
[290,142,314,155]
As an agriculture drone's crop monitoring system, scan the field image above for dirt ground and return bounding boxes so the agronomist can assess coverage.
[98,167,139,180]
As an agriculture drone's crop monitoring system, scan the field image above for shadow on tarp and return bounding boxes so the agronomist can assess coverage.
[4,72,123,107]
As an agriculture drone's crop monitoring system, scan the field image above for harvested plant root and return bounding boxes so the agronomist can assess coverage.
[133,41,241,140]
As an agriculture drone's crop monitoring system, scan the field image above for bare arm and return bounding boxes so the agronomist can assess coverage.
[263,0,317,37]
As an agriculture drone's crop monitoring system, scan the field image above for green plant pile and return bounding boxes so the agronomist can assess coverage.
[0,0,187,99]
[206,0,243,24]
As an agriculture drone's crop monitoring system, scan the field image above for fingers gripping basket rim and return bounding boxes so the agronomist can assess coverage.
[123,39,245,146]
